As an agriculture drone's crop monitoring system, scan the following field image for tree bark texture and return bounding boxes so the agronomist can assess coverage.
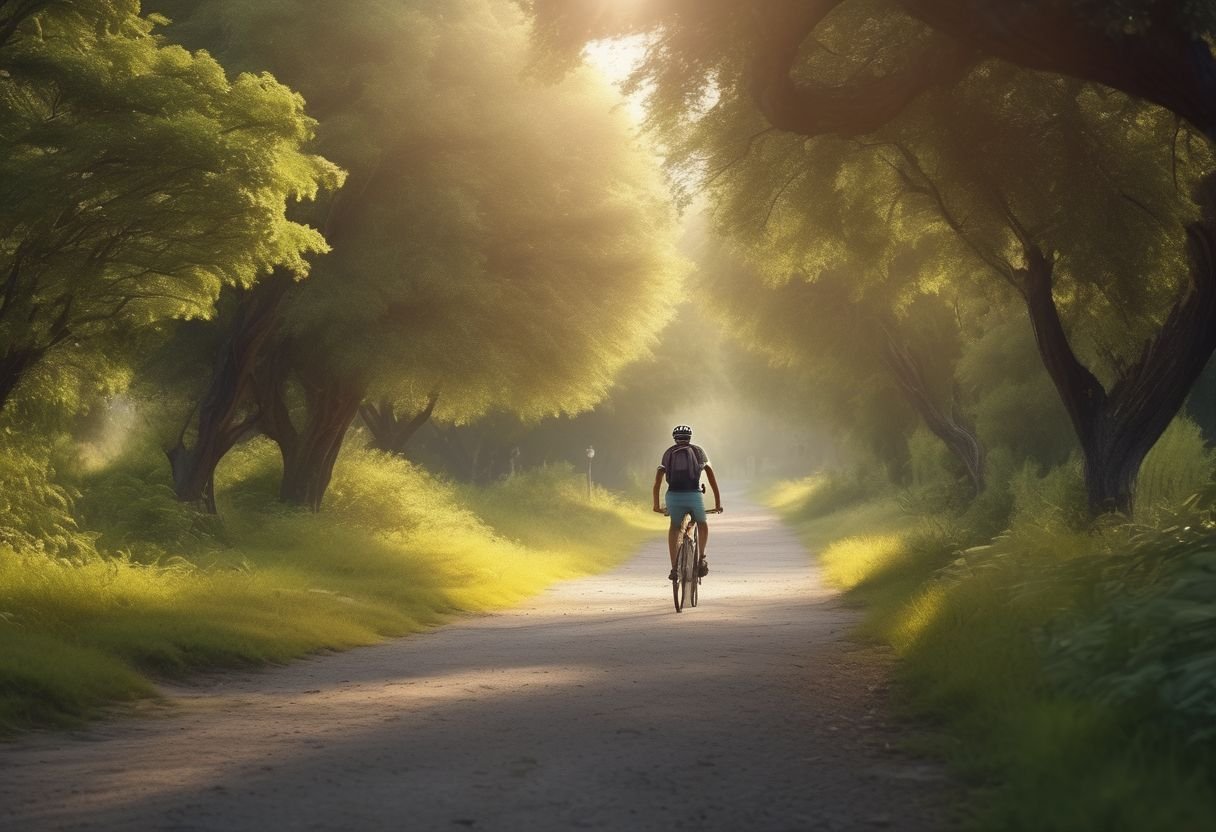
[879,324,986,496]
[1019,177,1216,516]
[166,275,291,512]
[359,392,439,456]
[253,348,365,512]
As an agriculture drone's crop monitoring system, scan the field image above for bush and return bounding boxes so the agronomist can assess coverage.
[1008,457,1089,535]
[1048,485,1216,747]
[1137,417,1216,520]
[74,444,225,561]
[765,472,1216,829]
[764,467,885,521]
[0,442,96,558]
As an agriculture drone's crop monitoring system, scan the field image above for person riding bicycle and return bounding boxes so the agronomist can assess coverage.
[653,425,723,581]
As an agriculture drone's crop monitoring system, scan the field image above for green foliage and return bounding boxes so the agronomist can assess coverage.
[766,464,1216,829]
[1048,487,1216,747]
[532,0,1216,528]
[1008,458,1091,535]
[75,451,226,561]
[0,1,342,411]
[0,442,95,557]
[958,315,1077,467]
[0,438,656,733]
[763,469,885,522]
[900,426,969,511]
[1136,418,1216,519]
[156,0,684,424]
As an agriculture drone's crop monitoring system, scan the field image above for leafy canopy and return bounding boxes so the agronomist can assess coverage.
[157,0,685,423]
[0,1,343,411]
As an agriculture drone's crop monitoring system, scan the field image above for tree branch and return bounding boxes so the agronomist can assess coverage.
[746,0,977,138]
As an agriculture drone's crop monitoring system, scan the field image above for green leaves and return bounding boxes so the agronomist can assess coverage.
[0,2,342,412]
[161,0,683,425]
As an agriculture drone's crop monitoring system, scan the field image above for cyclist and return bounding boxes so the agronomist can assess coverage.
[653,425,723,581]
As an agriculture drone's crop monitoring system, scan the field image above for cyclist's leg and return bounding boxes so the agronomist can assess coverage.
[684,491,709,560]
[666,492,687,576]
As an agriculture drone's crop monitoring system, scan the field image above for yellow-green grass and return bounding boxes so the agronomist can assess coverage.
[765,474,1216,831]
[0,446,657,735]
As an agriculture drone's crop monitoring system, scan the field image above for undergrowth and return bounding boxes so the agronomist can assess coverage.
[0,440,654,734]
[767,467,1216,832]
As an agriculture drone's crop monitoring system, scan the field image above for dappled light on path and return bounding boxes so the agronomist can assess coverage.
[0,495,953,831]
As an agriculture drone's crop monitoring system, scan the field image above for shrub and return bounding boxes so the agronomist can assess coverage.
[1048,485,1216,747]
[0,443,96,558]
[766,468,884,521]
[1137,417,1216,520]
[74,444,225,561]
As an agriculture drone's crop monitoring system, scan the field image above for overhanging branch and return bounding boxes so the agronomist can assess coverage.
[746,1,977,138]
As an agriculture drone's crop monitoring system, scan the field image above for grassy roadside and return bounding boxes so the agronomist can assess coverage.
[0,443,656,735]
[763,475,1216,832]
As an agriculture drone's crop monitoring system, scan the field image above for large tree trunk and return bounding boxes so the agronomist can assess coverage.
[359,392,439,456]
[1018,178,1216,516]
[880,323,986,496]
[253,348,365,512]
[166,275,290,512]
[278,382,363,511]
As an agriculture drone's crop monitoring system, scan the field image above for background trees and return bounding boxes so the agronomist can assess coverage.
[525,0,1216,517]
[151,0,682,510]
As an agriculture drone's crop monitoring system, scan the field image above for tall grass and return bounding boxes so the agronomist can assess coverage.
[0,441,655,734]
[769,470,1216,831]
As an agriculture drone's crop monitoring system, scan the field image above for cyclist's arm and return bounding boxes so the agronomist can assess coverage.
[705,464,723,511]
[652,467,665,513]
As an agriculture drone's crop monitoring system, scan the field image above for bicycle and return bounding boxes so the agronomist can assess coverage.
[663,489,722,613]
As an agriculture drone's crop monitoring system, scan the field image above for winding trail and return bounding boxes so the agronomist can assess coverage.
[0,495,954,831]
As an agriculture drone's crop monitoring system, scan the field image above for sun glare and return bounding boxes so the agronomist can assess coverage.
[583,35,649,123]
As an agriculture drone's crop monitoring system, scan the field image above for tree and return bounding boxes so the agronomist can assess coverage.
[0,2,341,418]
[883,72,1216,516]
[525,1,1216,142]
[695,233,986,494]
[156,0,684,510]
[526,2,1216,517]
[360,393,440,457]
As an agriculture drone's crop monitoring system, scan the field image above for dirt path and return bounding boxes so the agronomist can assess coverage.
[0,495,955,831]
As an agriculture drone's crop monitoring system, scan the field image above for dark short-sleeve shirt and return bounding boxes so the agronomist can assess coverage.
[659,443,710,492]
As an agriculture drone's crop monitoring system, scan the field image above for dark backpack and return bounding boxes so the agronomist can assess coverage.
[666,444,702,490]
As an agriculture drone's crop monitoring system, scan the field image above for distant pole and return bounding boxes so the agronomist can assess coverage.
[585,445,595,499]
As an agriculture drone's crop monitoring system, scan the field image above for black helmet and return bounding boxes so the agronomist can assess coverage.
[672,424,693,442]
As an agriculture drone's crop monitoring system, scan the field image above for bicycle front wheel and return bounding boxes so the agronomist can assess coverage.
[680,536,697,611]
[688,526,699,608]
[673,535,694,613]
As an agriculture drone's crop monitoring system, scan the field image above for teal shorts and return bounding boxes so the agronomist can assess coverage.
[666,490,706,527]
